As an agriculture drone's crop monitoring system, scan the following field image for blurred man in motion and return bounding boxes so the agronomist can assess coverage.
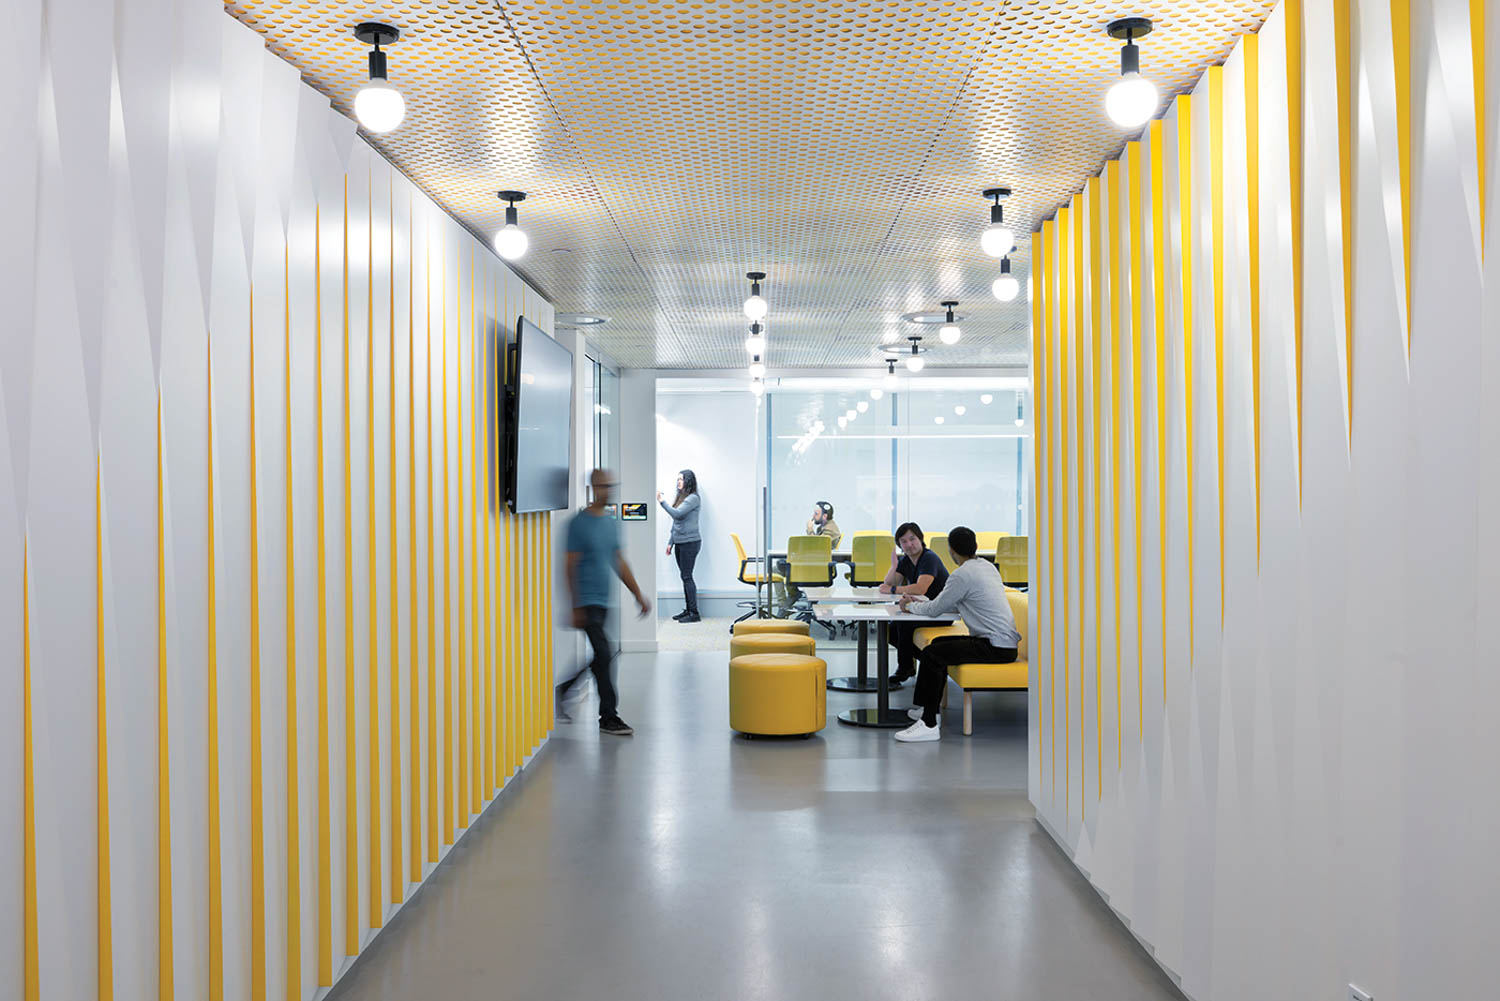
[557,468,652,736]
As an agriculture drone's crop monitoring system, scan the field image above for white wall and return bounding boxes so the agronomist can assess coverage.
[654,388,759,597]
[618,370,657,651]
[1029,3,1499,1000]
[0,5,559,1000]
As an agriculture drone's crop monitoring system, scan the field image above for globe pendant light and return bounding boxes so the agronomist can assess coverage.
[494,191,529,261]
[743,271,768,321]
[870,387,884,400]
[938,301,962,344]
[992,257,1020,301]
[1105,18,1159,129]
[980,188,1014,257]
[883,360,899,389]
[905,336,925,373]
[745,322,766,354]
[353,23,405,133]
[749,354,766,380]
[750,379,765,397]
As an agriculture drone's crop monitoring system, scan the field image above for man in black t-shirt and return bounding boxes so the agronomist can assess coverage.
[879,521,949,685]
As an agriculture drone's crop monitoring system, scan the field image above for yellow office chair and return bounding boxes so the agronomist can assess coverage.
[975,531,1011,553]
[848,532,895,587]
[993,535,1029,588]
[927,532,957,572]
[731,533,783,625]
[785,534,836,587]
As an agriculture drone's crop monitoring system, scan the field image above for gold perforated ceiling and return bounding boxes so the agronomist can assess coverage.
[227,0,1276,369]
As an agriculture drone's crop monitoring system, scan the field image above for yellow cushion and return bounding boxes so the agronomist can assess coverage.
[729,632,817,661]
[740,571,785,584]
[732,619,811,637]
[728,653,827,735]
[913,622,968,650]
[948,659,1028,690]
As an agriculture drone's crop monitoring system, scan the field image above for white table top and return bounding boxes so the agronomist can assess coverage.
[812,603,958,623]
[800,586,898,604]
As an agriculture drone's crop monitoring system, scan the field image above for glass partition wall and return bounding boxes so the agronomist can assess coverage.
[766,379,1028,546]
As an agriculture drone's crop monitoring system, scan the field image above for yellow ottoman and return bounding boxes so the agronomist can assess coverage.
[729,632,816,662]
[732,618,812,638]
[728,653,827,736]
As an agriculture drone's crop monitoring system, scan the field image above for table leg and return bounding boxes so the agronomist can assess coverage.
[837,619,916,727]
[827,619,882,692]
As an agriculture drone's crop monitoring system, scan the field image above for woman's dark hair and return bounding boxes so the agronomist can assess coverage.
[894,522,924,546]
[947,526,978,559]
[673,469,698,507]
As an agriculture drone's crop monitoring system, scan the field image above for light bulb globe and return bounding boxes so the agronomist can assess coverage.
[934,416,945,425]
[494,223,529,261]
[981,223,1015,257]
[749,380,765,397]
[939,323,961,345]
[749,359,766,379]
[857,400,869,413]
[743,294,768,321]
[883,371,899,389]
[355,81,405,132]
[1106,72,1159,128]
[906,354,925,373]
[837,415,848,429]
[870,387,884,400]
[980,393,994,405]
[954,405,966,416]
[992,274,1020,302]
[745,334,765,354]
[1015,416,1025,427]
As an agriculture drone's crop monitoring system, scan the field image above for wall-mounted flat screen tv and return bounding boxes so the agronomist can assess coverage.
[506,317,574,513]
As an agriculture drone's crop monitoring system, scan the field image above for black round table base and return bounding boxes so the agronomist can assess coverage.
[837,707,917,729]
[826,676,903,693]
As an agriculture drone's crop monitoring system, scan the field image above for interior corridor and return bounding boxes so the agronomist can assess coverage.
[325,649,1184,1001]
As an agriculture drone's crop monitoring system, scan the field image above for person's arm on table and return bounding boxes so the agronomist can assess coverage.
[899,571,964,617]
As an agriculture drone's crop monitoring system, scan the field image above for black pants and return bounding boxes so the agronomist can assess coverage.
[913,635,1017,726]
[674,540,702,614]
[888,622,919,679]
[558,605,618,721]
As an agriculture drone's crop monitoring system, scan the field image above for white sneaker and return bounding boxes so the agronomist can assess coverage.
[906,707,923,721]
[894,719,940,742]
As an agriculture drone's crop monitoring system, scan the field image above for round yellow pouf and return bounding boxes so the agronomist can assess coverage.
[731,618,812,638]
[728,653,827,736]
[728,631,817,662]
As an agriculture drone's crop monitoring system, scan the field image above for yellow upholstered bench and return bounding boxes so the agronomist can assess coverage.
[729,632,816,662]
[728,653,827,736]
[732,619,812,638]
[910,592,1030,736]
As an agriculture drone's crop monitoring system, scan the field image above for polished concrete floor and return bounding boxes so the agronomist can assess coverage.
[329,649,1184,1001]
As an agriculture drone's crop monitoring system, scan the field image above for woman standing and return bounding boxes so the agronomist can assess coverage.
[658,470,702,622]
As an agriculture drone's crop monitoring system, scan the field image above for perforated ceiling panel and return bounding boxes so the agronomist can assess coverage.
[226,0,1276,369]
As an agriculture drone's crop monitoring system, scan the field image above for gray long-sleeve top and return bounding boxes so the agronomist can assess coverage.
[659,492,702,544]
[906,557,1020,649]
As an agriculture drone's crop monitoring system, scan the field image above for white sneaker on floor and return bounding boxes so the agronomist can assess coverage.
[894,719,940,742]
[906,707,923,721]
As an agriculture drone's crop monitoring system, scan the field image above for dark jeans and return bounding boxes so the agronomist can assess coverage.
[888,622,919,679]
[674,540,702,614]
[559,605,618,721]
[913,635,1017,726]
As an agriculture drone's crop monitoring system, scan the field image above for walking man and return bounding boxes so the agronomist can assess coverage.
[558,468,652,735]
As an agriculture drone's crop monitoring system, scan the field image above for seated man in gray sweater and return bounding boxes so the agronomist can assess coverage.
[893,525,1019,742]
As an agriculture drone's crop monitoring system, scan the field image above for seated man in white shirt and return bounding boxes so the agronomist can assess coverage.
[893,525,1020,743]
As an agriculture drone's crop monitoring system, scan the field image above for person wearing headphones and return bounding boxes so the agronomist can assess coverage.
[805,501,843,549]
[777,500,844,615]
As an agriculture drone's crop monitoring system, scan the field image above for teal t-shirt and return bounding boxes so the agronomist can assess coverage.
[566,508,619,608]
